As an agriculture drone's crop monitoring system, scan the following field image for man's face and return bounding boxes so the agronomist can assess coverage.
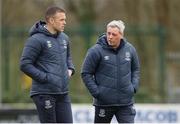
[51,12,66,32]
[106,27,123,48]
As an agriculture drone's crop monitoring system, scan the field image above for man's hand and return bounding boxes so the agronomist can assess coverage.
[68,69,72,77]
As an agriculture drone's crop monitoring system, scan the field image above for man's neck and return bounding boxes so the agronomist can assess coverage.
[45,24,57,34]
[114,41,121,49]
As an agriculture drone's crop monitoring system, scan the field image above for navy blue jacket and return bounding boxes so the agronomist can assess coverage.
[20,21,75,96]
[81,35,140,106]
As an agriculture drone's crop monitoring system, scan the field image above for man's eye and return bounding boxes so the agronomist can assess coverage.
[108,32,113,35]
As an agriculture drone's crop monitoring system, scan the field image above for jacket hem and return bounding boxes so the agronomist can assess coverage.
[30,91,69,97]
[93,102,134,107]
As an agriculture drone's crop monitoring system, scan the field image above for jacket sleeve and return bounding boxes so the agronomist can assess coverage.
[67,40,75,75]
[81,47,100,98]
[20,37,47,83]
[131,46,140,93]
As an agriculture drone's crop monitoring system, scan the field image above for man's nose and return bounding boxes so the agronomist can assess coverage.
[64,20,66,25]
[109,34,113,38]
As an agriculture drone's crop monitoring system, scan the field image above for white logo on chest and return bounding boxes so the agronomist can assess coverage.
[47,40,52,48]
[104,56,110,60]
[63,40,67,49]
[125,52,131,61]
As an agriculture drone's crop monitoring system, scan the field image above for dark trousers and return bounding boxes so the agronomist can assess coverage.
[32,94,73,123]
[94,105,136,123]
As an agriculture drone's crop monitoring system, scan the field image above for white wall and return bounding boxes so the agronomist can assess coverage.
[72,104,180,123]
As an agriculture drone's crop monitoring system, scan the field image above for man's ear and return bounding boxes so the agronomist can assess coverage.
[49,17,54,24]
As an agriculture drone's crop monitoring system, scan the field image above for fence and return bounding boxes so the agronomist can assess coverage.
[1,25,167,103]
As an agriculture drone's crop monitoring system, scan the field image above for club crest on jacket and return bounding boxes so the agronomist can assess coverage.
[46,40,52,48]
[125,52,131,61]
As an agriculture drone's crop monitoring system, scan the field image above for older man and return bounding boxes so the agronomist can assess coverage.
[81,20,140,123]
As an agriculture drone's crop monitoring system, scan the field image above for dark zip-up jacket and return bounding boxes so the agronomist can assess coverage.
[20,21,75,97]
[81,35,140,106]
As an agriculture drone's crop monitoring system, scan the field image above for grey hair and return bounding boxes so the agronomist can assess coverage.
[107,20,125,33]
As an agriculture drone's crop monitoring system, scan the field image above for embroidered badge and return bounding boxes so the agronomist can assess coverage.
[63,40,67,49]
[99,109,106,117]
[45,100,52,109]
[125,52,131,61]
[104,56,110,60]
[47,41,52,48]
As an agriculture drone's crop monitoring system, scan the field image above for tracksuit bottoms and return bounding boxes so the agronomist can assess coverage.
[32,94,72,123]
[94,105,136,123]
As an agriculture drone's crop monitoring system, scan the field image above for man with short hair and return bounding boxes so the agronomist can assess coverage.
[81,20,140,123]
[20,6,75,123]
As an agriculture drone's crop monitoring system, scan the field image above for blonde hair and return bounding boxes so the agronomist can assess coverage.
[107,20,125,33]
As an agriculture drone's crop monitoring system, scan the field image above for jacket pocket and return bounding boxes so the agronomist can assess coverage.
[61,70,69,89]
[46,73,62,88]
[121,84,134,98]
[98,86,117,104]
